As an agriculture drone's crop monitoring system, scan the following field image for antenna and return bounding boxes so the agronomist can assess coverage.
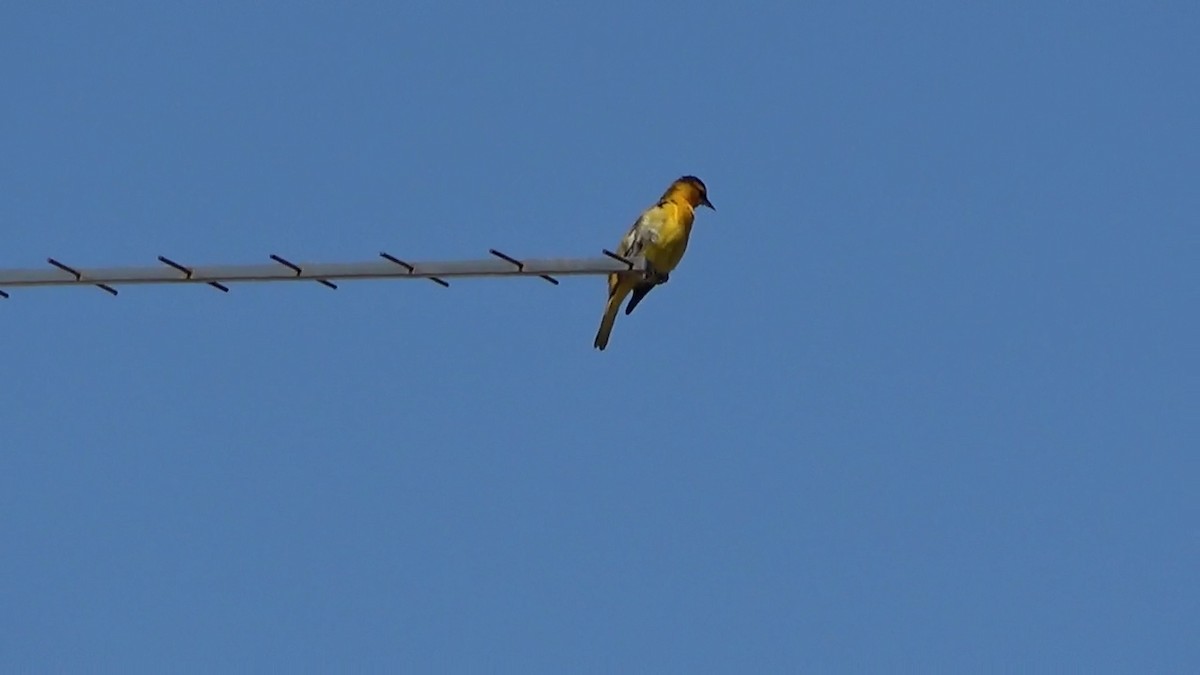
[0,249,641,298]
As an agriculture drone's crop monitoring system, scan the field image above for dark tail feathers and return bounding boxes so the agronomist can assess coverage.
[624,283,655,315]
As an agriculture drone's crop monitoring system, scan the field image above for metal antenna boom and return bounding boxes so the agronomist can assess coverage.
[0,250,644,298]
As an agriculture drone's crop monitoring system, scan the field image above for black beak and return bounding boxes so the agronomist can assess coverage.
[701,197,715,211]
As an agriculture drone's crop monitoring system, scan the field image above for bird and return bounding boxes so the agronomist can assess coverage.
[593,175,714,350]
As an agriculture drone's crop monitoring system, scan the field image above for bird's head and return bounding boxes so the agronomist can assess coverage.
[664,175,715,211]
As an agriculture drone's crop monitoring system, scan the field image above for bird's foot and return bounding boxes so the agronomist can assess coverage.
[643,263,668,285]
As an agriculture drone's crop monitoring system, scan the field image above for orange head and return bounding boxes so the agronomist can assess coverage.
[661,175,715,210]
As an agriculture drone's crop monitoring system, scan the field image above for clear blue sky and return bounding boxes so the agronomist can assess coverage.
[2,2,1196,671]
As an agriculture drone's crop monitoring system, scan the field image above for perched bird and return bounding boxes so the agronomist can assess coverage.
[593,175,715,350]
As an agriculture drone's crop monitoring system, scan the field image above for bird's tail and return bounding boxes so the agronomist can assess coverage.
[593,292,624,350]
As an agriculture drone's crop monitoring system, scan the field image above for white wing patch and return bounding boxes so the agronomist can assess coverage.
[617,207,665,258]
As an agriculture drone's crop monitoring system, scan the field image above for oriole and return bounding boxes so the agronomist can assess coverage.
[593,175,714,350]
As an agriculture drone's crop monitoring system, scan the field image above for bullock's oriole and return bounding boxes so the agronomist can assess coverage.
[593,176,714,350]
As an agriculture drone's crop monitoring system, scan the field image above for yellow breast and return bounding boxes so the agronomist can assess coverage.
[643,202,695,273]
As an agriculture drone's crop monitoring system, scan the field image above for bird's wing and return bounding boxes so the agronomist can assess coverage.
[615,223,641,258]
[617,205,665,258]
[615,205,670,315]
[607,205,665,299]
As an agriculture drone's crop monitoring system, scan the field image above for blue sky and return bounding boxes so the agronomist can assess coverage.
[2,2,1197,671]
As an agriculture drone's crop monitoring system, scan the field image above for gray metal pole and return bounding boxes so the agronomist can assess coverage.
[0,249,641,297]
